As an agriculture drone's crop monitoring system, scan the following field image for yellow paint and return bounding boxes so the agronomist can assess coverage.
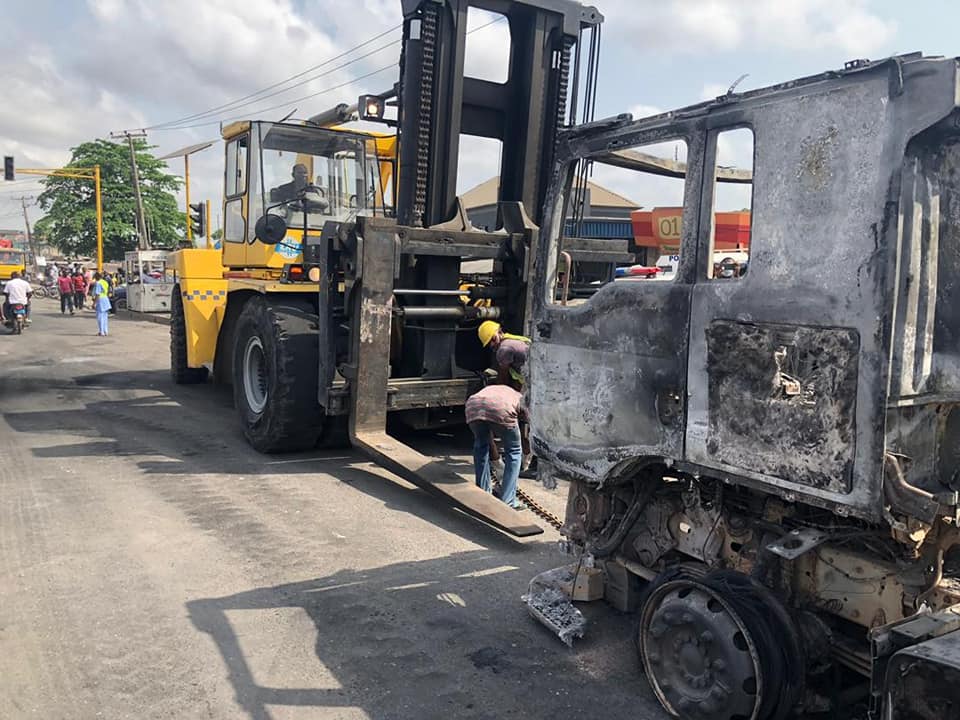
[174,249,227,368]
[0,248,26,281]
[221,121,251,139]
[179,119,399,374]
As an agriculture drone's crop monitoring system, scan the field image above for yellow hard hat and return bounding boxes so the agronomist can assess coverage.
[478,321,501,347]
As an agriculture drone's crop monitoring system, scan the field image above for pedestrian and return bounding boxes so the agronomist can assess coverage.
[57,270,74,315]
[464,383,527,509]
[72,270,86,310]
[91,272,111,336]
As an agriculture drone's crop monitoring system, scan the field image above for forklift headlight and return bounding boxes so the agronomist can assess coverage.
[360,95,385,121]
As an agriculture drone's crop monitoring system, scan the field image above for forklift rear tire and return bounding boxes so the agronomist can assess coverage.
[170,287,209,385]
[232,296,324,453]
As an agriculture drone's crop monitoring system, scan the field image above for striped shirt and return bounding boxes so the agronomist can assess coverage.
[465,384,527,427]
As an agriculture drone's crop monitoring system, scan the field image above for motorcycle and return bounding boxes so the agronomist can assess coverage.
[10,303,26,334]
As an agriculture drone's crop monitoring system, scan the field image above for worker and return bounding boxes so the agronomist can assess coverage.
[465,383,527,510]
[477,320,536,476]
[270,163,310,203]
[477,320,530,389]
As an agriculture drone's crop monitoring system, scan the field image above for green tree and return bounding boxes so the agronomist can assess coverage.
[34,139,184,260]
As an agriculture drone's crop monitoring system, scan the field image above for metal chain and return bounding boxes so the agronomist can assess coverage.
[412,2,439,227]
[516,487,563,531]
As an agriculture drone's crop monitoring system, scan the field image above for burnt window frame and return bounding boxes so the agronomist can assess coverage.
[540,125,701,308]
[697,122,756,284]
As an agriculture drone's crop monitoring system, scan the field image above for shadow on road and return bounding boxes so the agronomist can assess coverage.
[3,369,529,551]
[187,549,647,720]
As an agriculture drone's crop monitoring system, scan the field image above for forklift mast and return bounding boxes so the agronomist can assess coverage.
[335,0,602,537]
[395,0,602,229]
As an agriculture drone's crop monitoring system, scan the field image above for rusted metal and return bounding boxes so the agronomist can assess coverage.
[515,487,563,531]
[526,53,960,719]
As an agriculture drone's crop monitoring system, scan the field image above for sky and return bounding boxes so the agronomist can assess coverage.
[0,0,955,238]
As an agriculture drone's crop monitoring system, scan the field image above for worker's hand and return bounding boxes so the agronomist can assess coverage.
[521,453,532,472]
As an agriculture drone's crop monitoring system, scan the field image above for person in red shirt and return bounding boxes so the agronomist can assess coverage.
[72,271,87,310]
[464,383,527,509]
[57,270,74,315]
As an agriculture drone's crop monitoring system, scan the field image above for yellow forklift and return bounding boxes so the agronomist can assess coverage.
[170,0,605,537]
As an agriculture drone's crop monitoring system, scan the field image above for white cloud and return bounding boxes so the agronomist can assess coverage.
[601,0,896,56]
[0,0,901,233]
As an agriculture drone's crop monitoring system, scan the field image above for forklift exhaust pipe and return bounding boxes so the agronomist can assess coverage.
[307,103,358,128]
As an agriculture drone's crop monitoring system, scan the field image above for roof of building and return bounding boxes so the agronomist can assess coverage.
[461,176,640,210]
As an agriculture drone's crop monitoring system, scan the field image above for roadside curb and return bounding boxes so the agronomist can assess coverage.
[115,309,171,326]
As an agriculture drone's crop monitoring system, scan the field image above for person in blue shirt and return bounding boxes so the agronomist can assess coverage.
[91,272,112,336]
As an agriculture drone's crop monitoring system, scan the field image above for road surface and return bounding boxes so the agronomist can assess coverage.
[0,300,667,720]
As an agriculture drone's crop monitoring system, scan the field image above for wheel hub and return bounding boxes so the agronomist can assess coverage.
[640,580,762,720]
[242,336,268,414]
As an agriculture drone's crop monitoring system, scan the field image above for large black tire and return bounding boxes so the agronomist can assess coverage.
[232,296,323,453]
[170,287,209,384]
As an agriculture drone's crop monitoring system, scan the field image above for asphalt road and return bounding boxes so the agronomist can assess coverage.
[0,300,668,720]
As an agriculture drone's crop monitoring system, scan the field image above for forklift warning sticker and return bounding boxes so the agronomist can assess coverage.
[276,236,302,259]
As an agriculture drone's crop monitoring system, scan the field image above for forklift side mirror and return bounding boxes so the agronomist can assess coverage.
[254,214,287,245]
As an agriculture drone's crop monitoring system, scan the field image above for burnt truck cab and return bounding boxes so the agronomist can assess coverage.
[529,54,960,719]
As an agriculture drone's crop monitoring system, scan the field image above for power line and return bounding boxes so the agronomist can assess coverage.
[144,23,402,131]
[147,16,507,133]
[151,64,396,131]
[153,37,402,130]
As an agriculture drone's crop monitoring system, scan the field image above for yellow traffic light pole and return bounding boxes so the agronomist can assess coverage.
[19,165,104,272]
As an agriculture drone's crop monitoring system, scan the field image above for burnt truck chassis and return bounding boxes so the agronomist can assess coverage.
[527,54,960,719]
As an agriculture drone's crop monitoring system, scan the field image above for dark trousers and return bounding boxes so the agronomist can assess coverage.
[60,292,74,313]
[74,291,85,309]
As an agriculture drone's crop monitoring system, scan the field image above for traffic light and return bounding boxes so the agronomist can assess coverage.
[3,156,13,181]
[189,202,206,238]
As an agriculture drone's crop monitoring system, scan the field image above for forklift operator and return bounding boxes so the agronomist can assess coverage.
[270,163,309,203]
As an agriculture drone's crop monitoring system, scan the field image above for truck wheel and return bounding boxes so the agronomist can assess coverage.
[232,296,323,453]
[170,287,209,385]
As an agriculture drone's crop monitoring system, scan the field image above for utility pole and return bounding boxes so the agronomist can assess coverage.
[18,196,39,270]
[111,130,150,249]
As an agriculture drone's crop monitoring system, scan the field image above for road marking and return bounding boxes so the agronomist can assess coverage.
[59,356,98,364]
[456,565,519,579]
[264,455,352,465]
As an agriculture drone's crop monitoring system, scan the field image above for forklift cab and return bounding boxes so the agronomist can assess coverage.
[220,121,390,269]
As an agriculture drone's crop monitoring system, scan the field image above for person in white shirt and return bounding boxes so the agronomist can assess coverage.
[3,271,33,326]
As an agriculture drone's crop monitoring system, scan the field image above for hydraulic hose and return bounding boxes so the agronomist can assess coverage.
[588,479,656,558]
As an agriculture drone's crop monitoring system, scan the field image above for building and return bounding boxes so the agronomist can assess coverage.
[0,229,28,249]
[462,177,638,245]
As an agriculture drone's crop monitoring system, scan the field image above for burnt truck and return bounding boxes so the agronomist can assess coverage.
[527,54,960,719]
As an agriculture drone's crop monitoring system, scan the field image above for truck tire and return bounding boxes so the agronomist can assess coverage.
[170,287,209,385]
[232,296,323,453]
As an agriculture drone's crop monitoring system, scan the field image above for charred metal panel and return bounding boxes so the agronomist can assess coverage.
[529,281,692,480]
[529,121,707,484]
[704,321,859,493]
[891,134,960,401]
[884,631,960,719]
[530,55,960,523]
[684,74,898,520]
